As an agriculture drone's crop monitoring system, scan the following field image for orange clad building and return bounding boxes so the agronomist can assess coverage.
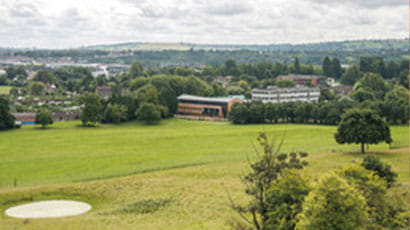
[176,94,243,119]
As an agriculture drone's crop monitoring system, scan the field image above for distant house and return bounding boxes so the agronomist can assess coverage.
[95,86,112,99]
[214,76,232,88]
[331,85,353,96]
[52,111,80,121]
[276,74,323,86]
[176,94,243,119]
[12,111,80,125]
[45,84,57,94]
[106,65,129,75]
[252,86,320,103]
[91,65,109,77]
[12,112,36,125]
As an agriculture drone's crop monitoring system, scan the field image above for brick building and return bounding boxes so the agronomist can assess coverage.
[276,74,323,86]
[176,94,243,119]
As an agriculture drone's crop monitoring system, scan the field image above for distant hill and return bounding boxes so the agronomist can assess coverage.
[2,39,408,68]
[84,42,191,51]
[84,39,409,52]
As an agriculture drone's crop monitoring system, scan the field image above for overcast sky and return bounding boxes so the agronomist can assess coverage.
[0,0,408,49]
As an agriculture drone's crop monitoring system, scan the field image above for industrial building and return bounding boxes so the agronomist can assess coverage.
[252,86,320,103]
[176,94,243,119]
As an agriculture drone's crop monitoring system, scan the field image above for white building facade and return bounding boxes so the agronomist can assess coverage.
[252,86,320,103]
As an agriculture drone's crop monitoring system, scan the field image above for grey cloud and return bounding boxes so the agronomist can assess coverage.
[0,0,407,48]
[306,0,408,8]
[138,5,184,19]
[9,2,38,17]
[57,8,89,28]
[203,2,253,16]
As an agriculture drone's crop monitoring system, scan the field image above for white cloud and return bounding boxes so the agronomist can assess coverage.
[0,0,407,48]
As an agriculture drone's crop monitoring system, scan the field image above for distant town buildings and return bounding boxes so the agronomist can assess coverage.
[12,111,80,125]
[252,86,320,103]
[276,74,323,86]
[214,76,232,88]
[176,94,243,119]
[44,84,57,94]
[12,112,36,125]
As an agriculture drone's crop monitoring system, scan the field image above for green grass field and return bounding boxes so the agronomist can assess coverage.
[0,119,408,229]
[0,86,11,95]
[0,119,408,188]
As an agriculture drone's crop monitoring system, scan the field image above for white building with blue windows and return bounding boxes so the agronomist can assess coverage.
[252,86,320,103]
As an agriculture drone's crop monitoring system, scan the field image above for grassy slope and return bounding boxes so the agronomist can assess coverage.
[0,119,408,188]
[0,119,408,229]
[0,148,408,230]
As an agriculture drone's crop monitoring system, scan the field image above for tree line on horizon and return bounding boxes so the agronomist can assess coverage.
[0,54,408,128]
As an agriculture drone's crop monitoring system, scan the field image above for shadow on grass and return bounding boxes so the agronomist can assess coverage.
[119,198,173,215]
[337,151,402,158]
[73,162,208,183]
[33,126,53,130]
[75,124,100,128]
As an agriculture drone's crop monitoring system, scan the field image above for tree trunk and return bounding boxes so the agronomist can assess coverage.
[361,143,365,153]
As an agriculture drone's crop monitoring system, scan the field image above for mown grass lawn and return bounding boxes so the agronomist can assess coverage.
[0,86,11,95]
[0,119,408,229]
[0,119,408,188]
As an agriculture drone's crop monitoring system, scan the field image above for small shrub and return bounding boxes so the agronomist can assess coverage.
[361,155,397,187]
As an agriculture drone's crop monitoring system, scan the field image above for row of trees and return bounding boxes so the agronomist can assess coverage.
[229,72,409,125]
[2,56,408,99]
[77,73,223,125]
[232,132,407,230]
[229,97,408,127]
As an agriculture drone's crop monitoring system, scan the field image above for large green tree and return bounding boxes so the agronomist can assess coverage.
[340,64,360,85]
[136,83,160,105]
[228,103,248,124]
[102,104,127,124]
[79,93,103,126]
[28,81,45,96]
[293,57,300,74]
[129,61,144,78]
[233,132,308,229]
[223,59,240,76]
[322,56,332,77]
[355,72,388,99]
[338,164,407,229]
[0,97,16,130]
[334,109,392,153]
[6,66,27,80]
[135,103,161,124]
[33,70,55,84]
[265,171,310,230]
[296,174,368,230]
[331,58,343,79]
[35,109,53,129]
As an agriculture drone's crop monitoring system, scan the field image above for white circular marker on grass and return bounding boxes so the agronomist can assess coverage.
[5,200,91,219]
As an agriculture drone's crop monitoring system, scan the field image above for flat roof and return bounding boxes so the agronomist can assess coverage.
[277,74,323,79]
[253,86,320,91]
[177,94,237,104]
